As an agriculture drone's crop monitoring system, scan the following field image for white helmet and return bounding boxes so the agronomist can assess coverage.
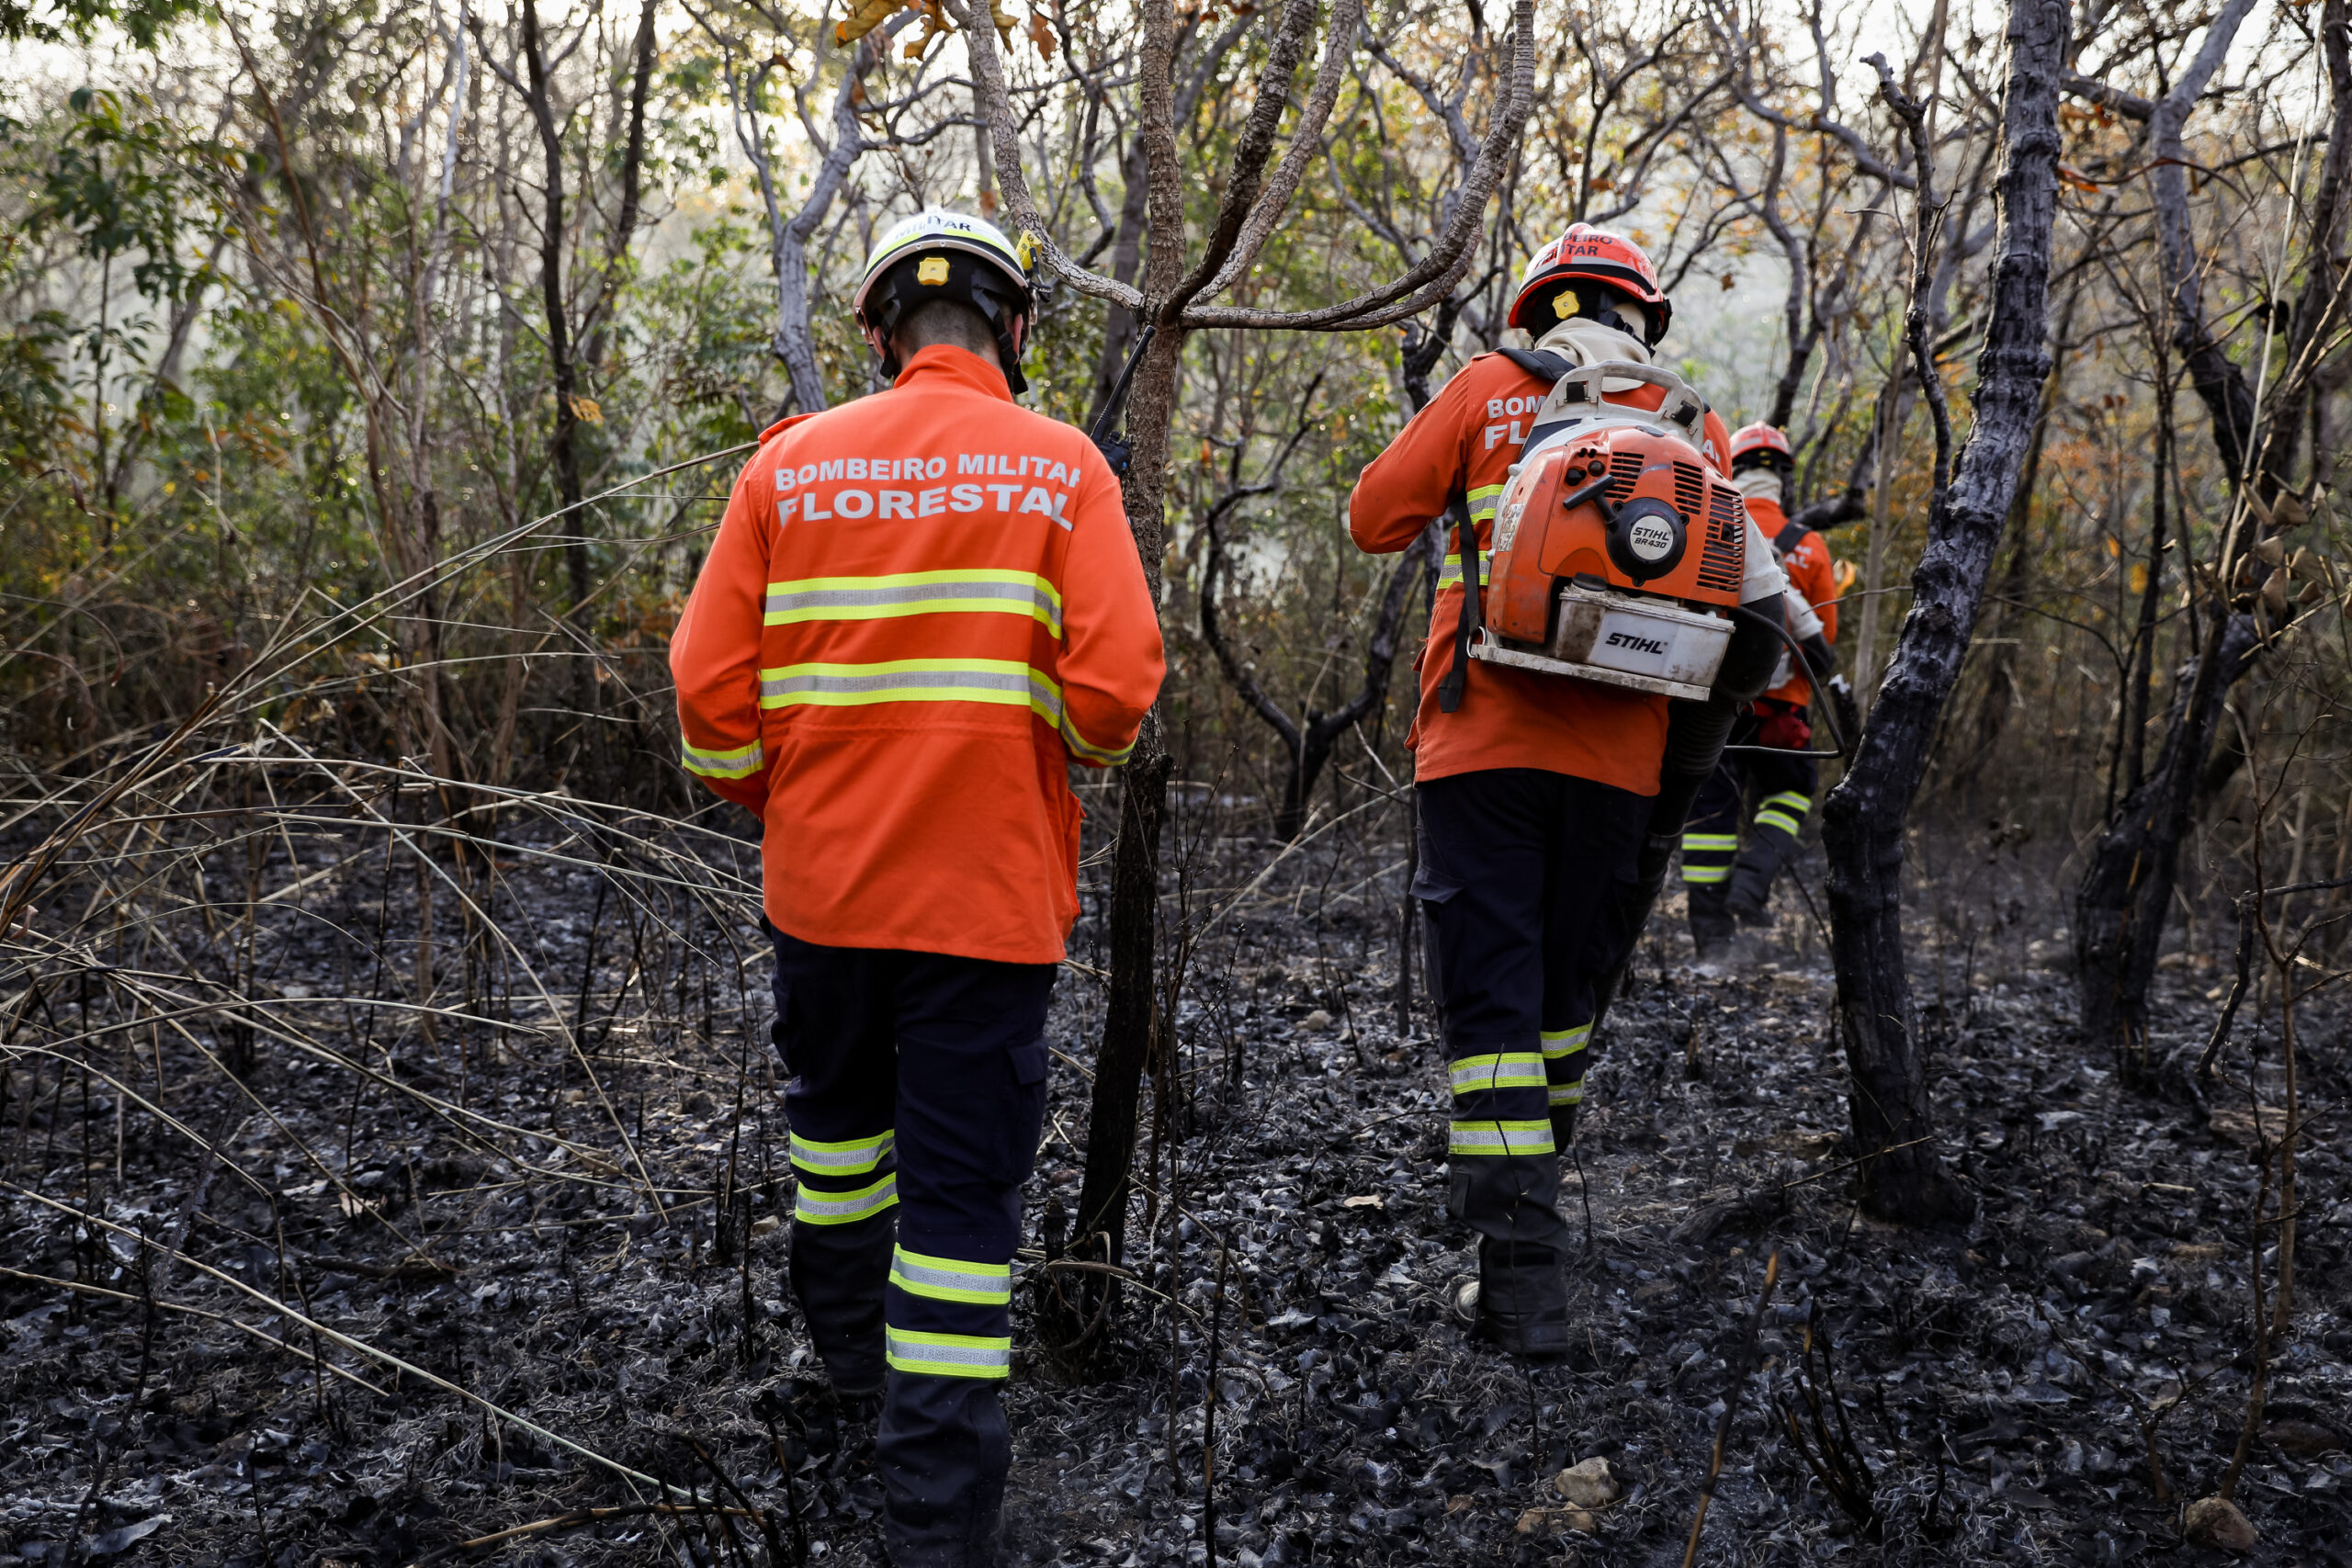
[853,209,1038,390]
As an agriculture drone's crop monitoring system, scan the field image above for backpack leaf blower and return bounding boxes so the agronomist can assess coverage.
[1442,359,1785,712]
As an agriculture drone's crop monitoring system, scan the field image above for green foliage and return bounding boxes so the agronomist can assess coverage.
[0,0,198,47]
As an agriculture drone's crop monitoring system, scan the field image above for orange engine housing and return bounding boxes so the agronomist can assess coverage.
[1486,424,1747,648]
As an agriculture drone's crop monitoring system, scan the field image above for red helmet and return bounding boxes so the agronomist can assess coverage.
[1728,423,1793,468]
[1507,223,1671,343]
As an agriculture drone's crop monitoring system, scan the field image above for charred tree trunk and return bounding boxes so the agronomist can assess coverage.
[1069,0,1322,1285]
[1822,0,2063,1224]
[1956,288,2075,790]
[1072,323,1184,1280]
[2067,0,2343,1044]
[1392,307,1456,1027]
[2075,614,2261,1064]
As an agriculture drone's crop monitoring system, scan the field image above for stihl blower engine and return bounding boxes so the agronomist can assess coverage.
[1457,360,1759,703]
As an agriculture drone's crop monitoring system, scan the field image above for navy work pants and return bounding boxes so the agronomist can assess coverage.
[1413,770,1650,1265]
[1681,721,1817,942]
[769,927,1054,1568]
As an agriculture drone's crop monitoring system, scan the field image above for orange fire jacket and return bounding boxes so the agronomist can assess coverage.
[670,345,1166,964]
[1747,494,1839,708]
[1349,352,1735,795]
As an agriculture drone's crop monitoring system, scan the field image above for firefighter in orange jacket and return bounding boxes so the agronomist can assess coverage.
[1680,423,1848,956]
[671,209,1164,1566]
[1349,225,1784,1358]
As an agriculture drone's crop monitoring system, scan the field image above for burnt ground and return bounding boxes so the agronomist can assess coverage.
[2,785,2348,1568]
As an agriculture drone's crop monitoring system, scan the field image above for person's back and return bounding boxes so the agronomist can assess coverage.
[1348,224,1787,1362]
[673,341,1156,961]
[670,209,1163,1568]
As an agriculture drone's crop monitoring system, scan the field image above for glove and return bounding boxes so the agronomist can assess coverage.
[1825,674,1860,750]
[1758,702,1812,750]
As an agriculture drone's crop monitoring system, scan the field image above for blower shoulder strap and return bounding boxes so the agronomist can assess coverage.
[1437,351,1569,713]
[1436,491,1479,713]
[1494,346,1576,385]
[1772,518,1812,558]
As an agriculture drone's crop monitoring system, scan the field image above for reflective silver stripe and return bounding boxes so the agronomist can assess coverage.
[1435,553,1494,588]
[1761,791,1812,815]
[1540,1025,1590,1061]
[886,1327,1012,1379]
[1681,833,1739,852]
[1435,487,1506,586]
[679,739,763,779]
[763,571,1062,635]
[794,1174,899,1224]
[1755,809,1804,836]
[791,1130,894,1175]
[1447,1120,1555,1156]
[890,1247,1012,1305]
[1550,1080,1585,1107]
[758,660,1061,722]
[1448,1053,1544,1094]
[1061,715,1135,765]
[1681,864,1732,885]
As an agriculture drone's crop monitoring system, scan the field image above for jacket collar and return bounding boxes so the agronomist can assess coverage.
[895,344,1014,402]
[756,344,1013,444]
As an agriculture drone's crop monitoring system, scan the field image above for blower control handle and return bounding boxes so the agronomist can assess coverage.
[1540,360,1710,443]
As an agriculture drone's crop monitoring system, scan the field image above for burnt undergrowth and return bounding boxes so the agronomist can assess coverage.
[2,760,2348,1568]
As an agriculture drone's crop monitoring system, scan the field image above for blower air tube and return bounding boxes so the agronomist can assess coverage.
[1585,693,1741,1042]
[1589,595,1787,1019]
[1714,594,1789,705]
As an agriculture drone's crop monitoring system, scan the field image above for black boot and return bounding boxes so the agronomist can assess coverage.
[1472,1238,1571,1359]
[1446,1151,1574,1361]
[878,1371,1010,1567]
[789,1213,893,1398]
[1689,899,1736,961]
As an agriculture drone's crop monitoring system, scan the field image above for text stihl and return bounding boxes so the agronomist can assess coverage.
[1604,630,1668,656]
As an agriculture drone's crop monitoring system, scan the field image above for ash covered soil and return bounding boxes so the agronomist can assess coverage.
[3,815,2349,1568]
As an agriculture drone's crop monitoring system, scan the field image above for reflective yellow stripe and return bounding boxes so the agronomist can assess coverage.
[763,570,1063,636]
[791,1130,894,1176]
[1540,1025,1590,1061]
[1061,714,1135,765]
[887,1327,1012,1379]
[1435,552,1493,588]
[1465,483,1505,519]
[759,659,1061,723]
[1681,833,1740,852]
[890,1247,1012,1306]
[1761,791,1812,815]
[1550,1079,1585,1108]
[1448,1052,1545,1094]
[1755,809,1803,836]
[680,738,764,779]
[794,1174,899,1225]
[1681,864,1732,885]
[1447,1120,1556,1156]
